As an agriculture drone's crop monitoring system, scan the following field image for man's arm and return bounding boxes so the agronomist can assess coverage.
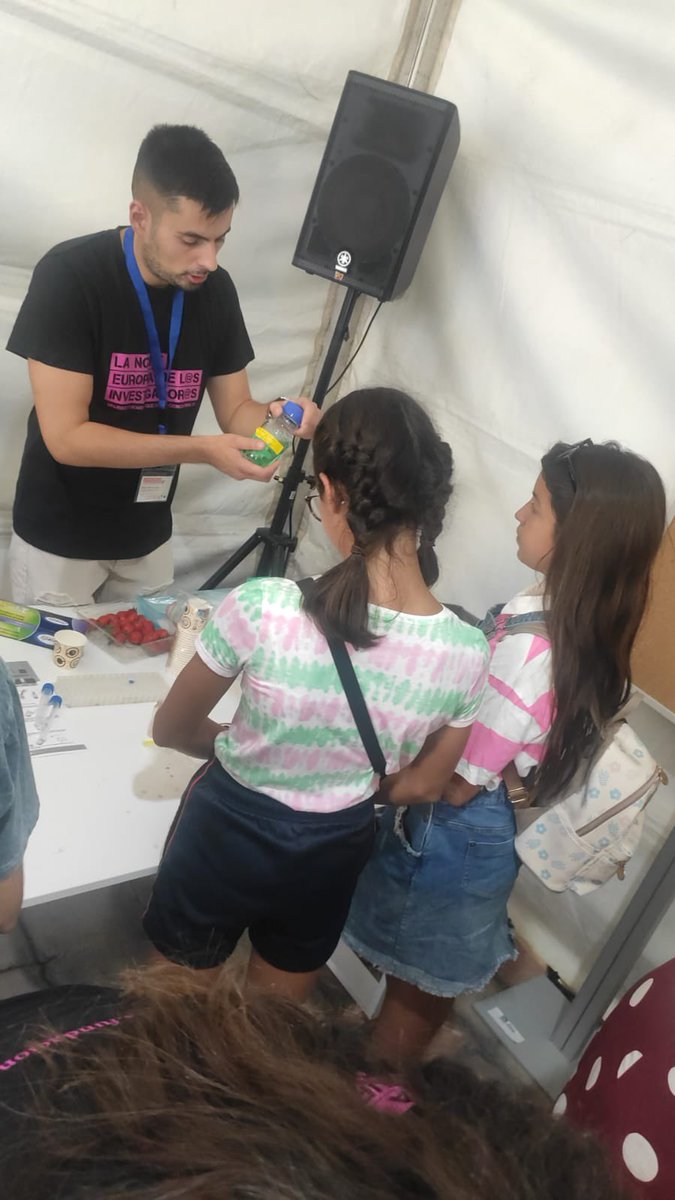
[207,370,321,439]
[30,360,278,481]
[207,368,267,436]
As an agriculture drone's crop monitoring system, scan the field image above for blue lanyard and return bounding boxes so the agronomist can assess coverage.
[123,226,184,435]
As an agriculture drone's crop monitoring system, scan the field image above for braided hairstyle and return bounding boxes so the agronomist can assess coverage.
[304,388,454,649]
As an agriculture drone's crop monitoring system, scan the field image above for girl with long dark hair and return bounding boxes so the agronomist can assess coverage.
[344,438,666,1059]
[146,388,489,998]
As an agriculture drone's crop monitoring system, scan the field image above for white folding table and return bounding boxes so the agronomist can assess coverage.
[6,633,238,908]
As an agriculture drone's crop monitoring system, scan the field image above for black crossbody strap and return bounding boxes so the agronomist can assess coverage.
[297,579,386,780]
[325,635,387,780]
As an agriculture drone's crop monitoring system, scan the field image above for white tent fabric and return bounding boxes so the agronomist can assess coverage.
[0,0,673,987]
[300,0,675,605]
[0,0,411,588]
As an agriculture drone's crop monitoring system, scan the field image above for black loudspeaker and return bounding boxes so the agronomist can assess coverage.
[293,71,460,301]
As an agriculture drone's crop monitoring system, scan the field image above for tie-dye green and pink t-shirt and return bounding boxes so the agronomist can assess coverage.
[196,578,489,813]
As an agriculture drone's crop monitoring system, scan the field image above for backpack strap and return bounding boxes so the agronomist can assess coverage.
[297,578,386,781]
[500,616,549,640]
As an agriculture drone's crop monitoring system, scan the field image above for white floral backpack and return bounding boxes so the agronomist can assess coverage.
[498,620,668,895]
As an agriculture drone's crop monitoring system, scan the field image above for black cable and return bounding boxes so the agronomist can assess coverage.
[323,300,383,398]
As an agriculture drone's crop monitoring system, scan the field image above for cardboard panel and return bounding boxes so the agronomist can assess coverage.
[632,520,675,714]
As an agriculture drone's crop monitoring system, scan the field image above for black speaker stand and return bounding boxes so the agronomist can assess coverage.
[200,286,362,589]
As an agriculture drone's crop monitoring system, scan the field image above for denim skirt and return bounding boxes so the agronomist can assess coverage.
[343,784,518,997]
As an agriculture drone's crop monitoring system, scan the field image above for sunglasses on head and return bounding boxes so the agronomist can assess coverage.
[555,438,593,490]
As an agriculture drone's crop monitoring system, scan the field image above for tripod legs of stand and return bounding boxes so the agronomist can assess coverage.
[200,528,295,591]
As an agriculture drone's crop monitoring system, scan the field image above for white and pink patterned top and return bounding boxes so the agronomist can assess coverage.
[457,584,554,792]
[197,577,489,813]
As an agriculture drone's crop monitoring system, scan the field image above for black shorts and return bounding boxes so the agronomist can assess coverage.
[143,759,375,972]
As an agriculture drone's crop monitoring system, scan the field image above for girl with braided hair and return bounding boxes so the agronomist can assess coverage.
[146,387,489,998]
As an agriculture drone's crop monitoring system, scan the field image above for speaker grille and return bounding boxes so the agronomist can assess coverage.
[316,154,410,260]
[352,95,432,163]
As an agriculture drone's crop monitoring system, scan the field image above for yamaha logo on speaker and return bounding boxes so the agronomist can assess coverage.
[334,248,352,281]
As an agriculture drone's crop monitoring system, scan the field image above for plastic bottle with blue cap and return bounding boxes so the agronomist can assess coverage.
[243,399,303,467]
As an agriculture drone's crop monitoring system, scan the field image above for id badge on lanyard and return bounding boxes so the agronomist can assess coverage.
[123,227,184,503]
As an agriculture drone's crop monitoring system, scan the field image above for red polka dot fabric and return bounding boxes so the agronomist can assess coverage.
[558,958,675,1197]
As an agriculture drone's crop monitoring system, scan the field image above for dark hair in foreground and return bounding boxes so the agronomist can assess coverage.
[535,440,666,804]
[132,124,239,215]
[3,964,628,1200]
[304,387,454,649]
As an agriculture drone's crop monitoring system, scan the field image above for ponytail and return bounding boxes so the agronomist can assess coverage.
[302,552,374,649]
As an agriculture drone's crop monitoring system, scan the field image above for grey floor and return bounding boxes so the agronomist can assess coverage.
[1,879,545,1094]
[0,878,155,998]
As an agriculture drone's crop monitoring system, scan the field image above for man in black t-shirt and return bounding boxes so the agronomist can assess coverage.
[7,124,319,606]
